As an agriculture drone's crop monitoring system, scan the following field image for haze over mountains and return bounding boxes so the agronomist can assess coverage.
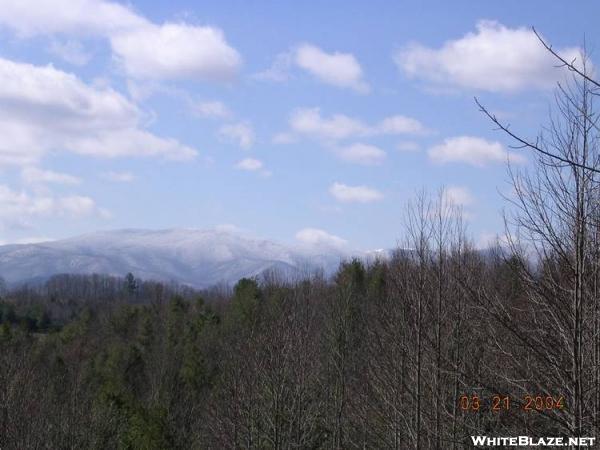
[0,229,386,288]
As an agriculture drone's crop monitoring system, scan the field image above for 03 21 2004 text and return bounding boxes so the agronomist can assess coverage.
[459,395,565,412]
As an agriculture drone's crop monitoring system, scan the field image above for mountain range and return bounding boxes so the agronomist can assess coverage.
[0,228,386,288]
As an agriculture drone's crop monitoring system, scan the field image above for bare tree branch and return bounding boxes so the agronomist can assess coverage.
[475,97,600,173]
[532,27,600,90]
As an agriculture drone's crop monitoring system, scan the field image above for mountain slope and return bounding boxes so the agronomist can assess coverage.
[0,229,357,288]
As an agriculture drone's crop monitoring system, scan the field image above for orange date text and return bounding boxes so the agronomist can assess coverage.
[458,394,565,412]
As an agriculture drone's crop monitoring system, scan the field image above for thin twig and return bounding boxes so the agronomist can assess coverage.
[475,97,600,173]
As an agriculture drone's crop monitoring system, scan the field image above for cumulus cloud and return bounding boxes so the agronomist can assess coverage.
[0,0,145,36]
[336,143,386,165]
[256,45,368,93]
[295,227,348,248]
[21,167,82,185]
[235,158,263,171]
[329,182,383,203]
[58,195,97,216]
[0,0,241,82]
[395,20,580,93]
[377,115,426,134]
[288,107,426,142]
[428,136,525,166]
[219,122,255,149]
[73,129,197,159]
[235,158,271,177]
[0,184,105,229]
[190,100,232,119]
[295,44,369,93]
[443,186,474,207]
[290,108,369,140]
[110,23,241,81]
[0,57,197,166]
[101,171,135,182]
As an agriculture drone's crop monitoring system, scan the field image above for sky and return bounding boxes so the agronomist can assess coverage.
[0,0,598,251]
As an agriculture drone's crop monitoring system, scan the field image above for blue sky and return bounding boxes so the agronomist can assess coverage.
[0,0,598,250]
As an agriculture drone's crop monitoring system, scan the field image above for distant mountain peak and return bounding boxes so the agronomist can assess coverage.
[0,228,364,288]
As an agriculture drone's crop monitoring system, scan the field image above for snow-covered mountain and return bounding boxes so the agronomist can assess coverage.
[0,228,366,288]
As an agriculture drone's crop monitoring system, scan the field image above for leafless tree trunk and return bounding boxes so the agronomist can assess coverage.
[479,49,600,440]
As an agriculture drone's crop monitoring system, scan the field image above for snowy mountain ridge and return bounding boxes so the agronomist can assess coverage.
[0,228,382,288]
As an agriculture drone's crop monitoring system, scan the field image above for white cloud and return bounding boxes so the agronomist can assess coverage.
[295,44,369,93]
[219,122,255,149]
[58,195,96,216]
[378,115,426,134]
[0,184,105,229]
[235,158,263,171]
[110,23,241,81]
[290,108,368,140]
[428,136,526,166]
[295,227,348,248]
[329,182,383,203]
[0,0,241,82]
[395,20,580,93]
[0,0,145,36]
[0,56,197,166]
[48,39,91,66]
[336,143,386,165]
[101,171,135,182]
[71,129,197,159]
[234,158,271,177]
[190,100,231,119]
[257,46,369,93]
[288,107,426,141]
[443,186,474,207]
[21,167,81,185]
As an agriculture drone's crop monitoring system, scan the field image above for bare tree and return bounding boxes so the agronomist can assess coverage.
[479,47,600,439]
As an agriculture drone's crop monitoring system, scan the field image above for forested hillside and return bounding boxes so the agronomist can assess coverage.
[0,247,519,448]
